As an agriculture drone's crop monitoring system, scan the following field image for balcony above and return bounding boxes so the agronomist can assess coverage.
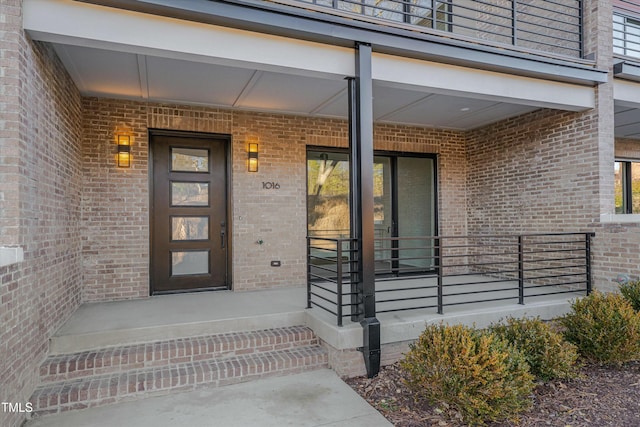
[277,0,584,59]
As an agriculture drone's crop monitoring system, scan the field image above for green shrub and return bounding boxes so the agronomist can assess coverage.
[400,323,534,426]
[490,317,579,381]
[620,280,640,312]
[561,291,640,364]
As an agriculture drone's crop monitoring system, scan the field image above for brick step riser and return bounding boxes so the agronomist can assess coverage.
[40,327,317,383]
[31,347,328,417]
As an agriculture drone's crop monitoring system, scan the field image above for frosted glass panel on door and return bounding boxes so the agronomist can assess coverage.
[171,148,209,172]
[171,217,209,241]
[171,251,209,276]
[171,182,209,206]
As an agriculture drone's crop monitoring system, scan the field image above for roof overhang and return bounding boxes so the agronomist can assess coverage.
[614,61,640,83]
[76,0,608,86]
[614,78,640,139]
[23,0,597,130]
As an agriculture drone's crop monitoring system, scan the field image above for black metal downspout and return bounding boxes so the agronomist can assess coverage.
[349,42,380,379]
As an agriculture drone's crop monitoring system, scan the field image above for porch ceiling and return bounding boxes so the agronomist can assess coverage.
[53,43,541,131]
[614,78,640,140]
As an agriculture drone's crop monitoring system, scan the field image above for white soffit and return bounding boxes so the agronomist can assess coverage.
[614,78,640,109]
[372,53,595,112]
[23,0,354,80]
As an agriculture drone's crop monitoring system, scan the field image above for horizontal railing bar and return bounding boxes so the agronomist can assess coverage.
[522,247,587,255]
[439,269,519,279]
[374,273,437,282]
[525,272,587,281]
[526,289,586,298]
[377,295,438,304]
[444,287,520,298]
[443,295,519,307]
[521,263,586,273]
[310,291,340,305]
[525,279,588,289]
[439,260,519,269]
[443,278,519,287]
[521,239,585,245]
[517,3,582,21]
[308,301,337,317]
[309,284,339,295]
[517,35,581,52]
[376,285,439,293]
[527,0,581,12]
[517,19,582,38]
[308,264,340,275]
[376,304,439,314]
[518,10,581,28]
[522,255,585,264]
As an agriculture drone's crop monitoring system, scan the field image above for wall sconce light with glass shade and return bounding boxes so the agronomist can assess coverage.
[248,142,259,172]
[117,134,131,168]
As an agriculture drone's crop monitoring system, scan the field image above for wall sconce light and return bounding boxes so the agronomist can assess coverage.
[117,134,131,168]
[248,142,259,172]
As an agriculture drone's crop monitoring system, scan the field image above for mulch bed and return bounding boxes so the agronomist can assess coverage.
[346,360,640,426]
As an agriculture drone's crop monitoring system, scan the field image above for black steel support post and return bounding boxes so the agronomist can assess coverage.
[349,42,380,379]
[307,237,312,309]
[586,233,593,295]
[518,235,524,305]
[436,237,443,314]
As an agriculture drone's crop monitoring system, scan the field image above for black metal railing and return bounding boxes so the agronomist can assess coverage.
[307,232,594,326]
[287,0,583,58]
[614,13,640,60]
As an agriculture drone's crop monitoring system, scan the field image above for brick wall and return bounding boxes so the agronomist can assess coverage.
[81,99,468,300]
[466,108,601,233]
[590,138,640,291]
[0,3,83,425]
[464,106,640,292]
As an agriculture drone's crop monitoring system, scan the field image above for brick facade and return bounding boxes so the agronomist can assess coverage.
[3,0,640,421]
[81,100,468,300]
[1,2,83,425]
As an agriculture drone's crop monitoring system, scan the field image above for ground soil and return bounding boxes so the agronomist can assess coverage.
[346,360,640,426]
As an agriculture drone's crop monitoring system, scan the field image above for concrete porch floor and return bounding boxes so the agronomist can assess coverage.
[51,278,585,356]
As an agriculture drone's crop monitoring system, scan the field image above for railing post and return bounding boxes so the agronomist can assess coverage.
[578,0,584,58]
[436,237,443,314]
[512,0,518,47]
[307,237,312,309]
[337,239,343,327]
[402,0,411,24]
[518,235,524,305]
[586,232,593,295]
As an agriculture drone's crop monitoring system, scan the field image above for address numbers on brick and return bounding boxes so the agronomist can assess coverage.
[262,182,280,189]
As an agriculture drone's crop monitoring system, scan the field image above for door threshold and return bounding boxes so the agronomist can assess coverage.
[152,286,230,296]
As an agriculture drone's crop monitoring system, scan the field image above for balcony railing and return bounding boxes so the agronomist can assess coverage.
[307,232,594,326]
[287,0,583,58]
[614,13,640,60]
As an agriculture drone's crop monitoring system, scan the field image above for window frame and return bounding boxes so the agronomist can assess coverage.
[616,159,639,214]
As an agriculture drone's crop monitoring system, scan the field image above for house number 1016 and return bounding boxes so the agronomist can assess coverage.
[262,182,280,189]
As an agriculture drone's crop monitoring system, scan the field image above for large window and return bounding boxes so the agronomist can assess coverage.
[615,160,640,214]
[307,149,437,273]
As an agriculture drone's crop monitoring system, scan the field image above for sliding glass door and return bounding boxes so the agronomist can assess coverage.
[307,149,437,275]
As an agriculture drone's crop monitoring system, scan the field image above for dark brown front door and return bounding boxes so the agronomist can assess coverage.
[151,131,228,294]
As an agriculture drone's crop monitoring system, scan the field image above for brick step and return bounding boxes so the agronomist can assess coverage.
[31,345,328,417]
[40,326,317,383]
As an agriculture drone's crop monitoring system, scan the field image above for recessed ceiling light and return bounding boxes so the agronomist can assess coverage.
[460,107,470,112]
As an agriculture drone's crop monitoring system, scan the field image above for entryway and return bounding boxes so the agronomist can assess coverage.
[150,130,230,294]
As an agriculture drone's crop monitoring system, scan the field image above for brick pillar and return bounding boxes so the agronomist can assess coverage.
[583,0,615,217]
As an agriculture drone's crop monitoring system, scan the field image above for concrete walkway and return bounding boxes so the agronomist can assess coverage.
[25,369,392,427]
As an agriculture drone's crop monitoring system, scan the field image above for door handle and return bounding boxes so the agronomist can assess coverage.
[220,221,226,249]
